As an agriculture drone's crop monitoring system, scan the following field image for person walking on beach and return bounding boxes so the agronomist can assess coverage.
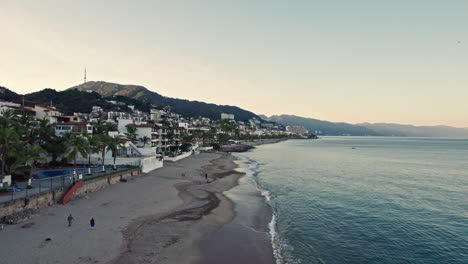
[67,214,74,227]
[205,173,208,183]
[90,218,95,228]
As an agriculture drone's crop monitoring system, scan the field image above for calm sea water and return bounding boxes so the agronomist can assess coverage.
[237,137,468,264]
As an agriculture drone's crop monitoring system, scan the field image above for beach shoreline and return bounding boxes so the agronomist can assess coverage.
[0,139,284,264]
[111,152,245,264]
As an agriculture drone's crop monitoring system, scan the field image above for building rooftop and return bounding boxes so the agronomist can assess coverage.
[36,104,60,112]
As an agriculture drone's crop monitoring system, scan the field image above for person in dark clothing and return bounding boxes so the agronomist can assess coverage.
[67,214,74,227]
[90,218,95,228]
[205,173,208,183]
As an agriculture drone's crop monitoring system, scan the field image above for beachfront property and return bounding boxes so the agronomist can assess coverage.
[0,94,290,196]
[126,123,184,155]
[286,125,309,136]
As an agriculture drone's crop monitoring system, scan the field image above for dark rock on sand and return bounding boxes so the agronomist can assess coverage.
[219,144,254,152]
[2,209,37,225]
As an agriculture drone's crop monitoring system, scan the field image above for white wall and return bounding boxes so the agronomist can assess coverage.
[164,151,192,162]
[137,147,157,156]
[118,119,134,133]
[141,156,163,173]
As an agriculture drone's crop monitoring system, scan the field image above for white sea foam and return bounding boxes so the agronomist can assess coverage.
[236,155,289,264]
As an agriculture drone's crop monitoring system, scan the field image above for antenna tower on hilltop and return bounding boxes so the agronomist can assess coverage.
[84,68,87,84]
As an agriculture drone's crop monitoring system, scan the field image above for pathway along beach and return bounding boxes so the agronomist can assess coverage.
[0,151,275,264]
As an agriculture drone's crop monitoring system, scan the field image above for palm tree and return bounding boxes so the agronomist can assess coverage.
[64,134,88,168]
[17,145,47,186]
[125,126,138,143]
[95,134,112,172]
[107,137,125,169]
[0,127,20,179]
[85,135,99,165]
[0,109,17,129]
[139,136,150,148]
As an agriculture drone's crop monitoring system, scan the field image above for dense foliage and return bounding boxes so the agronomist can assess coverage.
[69,81,260,122]
[0,109,120,183]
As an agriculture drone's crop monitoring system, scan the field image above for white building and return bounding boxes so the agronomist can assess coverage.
[126,124,183,154]
[221,113,235,120]
[34,104,61,123]
[286,126,308,136]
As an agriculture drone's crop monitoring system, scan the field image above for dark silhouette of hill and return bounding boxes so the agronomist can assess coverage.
[1,86,151,114]
[69,81,260,121]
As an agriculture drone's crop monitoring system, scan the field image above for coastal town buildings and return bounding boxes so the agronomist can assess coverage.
[286,126,309,136]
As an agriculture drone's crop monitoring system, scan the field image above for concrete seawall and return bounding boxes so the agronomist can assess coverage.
[0,168,141,219]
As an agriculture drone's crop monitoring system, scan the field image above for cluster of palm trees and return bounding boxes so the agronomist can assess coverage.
[0,110,125,186]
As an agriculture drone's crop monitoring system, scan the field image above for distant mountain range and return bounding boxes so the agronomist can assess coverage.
[358,123,468,138]
[264,115,380,136]
[3,83,467,138]
[264,114,468,138]
[69,81,260,122]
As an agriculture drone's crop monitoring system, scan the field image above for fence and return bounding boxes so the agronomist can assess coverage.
[0,161,140,204]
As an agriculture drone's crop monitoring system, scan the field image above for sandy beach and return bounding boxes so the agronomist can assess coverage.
[0,151,275,264]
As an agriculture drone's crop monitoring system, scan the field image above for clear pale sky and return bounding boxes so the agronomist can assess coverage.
[1,0,467,127]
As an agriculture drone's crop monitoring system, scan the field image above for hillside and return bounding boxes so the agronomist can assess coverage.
[1,86,152,114]
[266,115,381,136]
[69,81,260,122]
[0,86,21,102]
[359,123,468,138]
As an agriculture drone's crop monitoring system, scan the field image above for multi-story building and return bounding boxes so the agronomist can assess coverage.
[126,124,184,155]
[221,113,235,120]
[34,104,61,123]
[286,126,308,136]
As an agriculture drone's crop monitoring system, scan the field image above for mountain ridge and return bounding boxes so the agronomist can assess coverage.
[68,81,260,122]
[265,114,468,138]
[358,122,468,138]
[265,114,381,136]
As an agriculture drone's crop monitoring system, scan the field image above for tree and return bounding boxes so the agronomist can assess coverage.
[180,132,193,152]
[17,145,47,183]
[166,130,176,153]
[125,126,137,143]
[0,127,20,178]
[139,136,150,148]
[216,133,230,145]
[85,135,100,165]
[107,137,125,169]
[0,109,17,129]
[43,136,67,166]
[163,105,171,112]
[64,134,88,168]
[95,134,112,172]
[32,118,55,146]
[93,119,117,135]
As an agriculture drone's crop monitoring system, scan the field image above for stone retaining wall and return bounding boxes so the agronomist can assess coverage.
[73,168,140,199]
[0,189,65,219]
[0,168,141,220]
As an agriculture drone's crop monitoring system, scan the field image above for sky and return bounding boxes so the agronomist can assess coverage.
[1,0,467,127]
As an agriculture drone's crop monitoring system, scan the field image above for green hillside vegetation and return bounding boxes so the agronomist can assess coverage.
[69,81,260,122]
[1,86,154,115]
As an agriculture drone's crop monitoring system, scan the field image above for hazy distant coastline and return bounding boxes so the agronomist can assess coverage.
[264,114,468,138]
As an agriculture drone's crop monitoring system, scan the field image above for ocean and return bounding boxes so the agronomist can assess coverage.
[236,137,468,264]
